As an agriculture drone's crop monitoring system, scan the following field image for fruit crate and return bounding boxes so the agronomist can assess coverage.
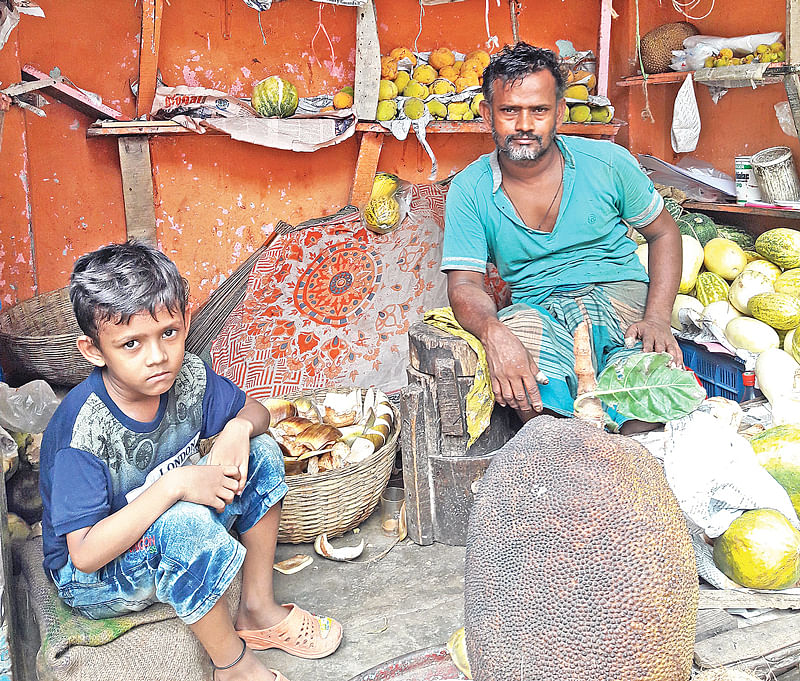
[678,338,747,402]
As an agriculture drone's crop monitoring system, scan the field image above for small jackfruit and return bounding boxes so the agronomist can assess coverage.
[394,71,411,94]
[470,93,485,117]
[389,46,417,65]
[381,56,398,80]
[403,97,426,120]
[590,105,612,123]
[447,101,470,121]
[376,99,398,121]
[378,79,398,101]
[438,65,460,83]
[569,104,591,123]
[402,79,429,99]
[461,58,484,76]
[466,50,490,69]
[563,84,589,101]
[455,72,479,93]
[431,78,456,95]
[413,64,437,85]
[428,99,447,120]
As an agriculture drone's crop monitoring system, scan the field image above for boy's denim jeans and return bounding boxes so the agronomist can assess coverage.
[50,434,287,625]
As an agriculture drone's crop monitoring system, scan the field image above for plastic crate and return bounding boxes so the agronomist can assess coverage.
[678,338,746,402]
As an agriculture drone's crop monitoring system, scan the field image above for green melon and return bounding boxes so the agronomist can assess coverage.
[748,292,800,330]
[251,76,299,118]
[713,508,800,590]
[755,228,800,269]
[716,225,756,251]
[775,268,800,298]
[751,425,800,520]
[677,213,718,246]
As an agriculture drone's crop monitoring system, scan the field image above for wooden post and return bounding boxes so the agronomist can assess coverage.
[137,0,164,118]
[596,0,613,98]
[118,137,157,243]
[350,132,383,206]
[354,0,380,122]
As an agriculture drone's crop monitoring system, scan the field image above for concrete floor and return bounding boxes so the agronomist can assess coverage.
[259,507,466,681]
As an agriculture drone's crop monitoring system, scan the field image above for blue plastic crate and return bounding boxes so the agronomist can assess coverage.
[678,338,746,402]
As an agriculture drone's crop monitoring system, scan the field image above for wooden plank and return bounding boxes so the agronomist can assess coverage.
[617,72,691,86]
[698,589,800,610]
[788,0,800,65]
[0,478,19,680]
[695,613,800,672]
[117,136,157,243]
[694,608,739,642]
[20,66,125,120]
[137,0,164,117]
[434,357,466,438]
[399,382,434,545]
[783,73,800,140]
[408,321,479,377]
[596,0,613,98]
[349,131,383,206]
[88,123,200,137]
[354,0,380,121]
[684,201,800,220]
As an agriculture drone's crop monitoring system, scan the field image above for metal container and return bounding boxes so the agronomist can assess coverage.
[734,155,761,204]
[751,146,800,203]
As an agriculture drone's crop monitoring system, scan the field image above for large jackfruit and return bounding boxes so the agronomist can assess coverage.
[464,415,698,681]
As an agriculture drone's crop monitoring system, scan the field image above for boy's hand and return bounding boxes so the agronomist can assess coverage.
[168,465,240,511]
[207,418,252,494]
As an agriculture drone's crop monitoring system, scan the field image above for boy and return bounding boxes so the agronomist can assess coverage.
[40,241,342,681]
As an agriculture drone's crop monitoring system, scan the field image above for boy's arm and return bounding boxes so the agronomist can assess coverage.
[66,463,241,573]
[207,396,271,493]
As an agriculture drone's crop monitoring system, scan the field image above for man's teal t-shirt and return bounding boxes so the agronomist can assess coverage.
[441,135,663,306]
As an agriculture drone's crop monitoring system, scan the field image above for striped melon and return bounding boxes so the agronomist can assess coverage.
[744,250,765,263]
[695,271,730,306]
[748,292,800,330]
[775,269,800,298]
[751,425,800,520]
[744,259,783,284]
[717,225,756,250]
[755,228,800,269]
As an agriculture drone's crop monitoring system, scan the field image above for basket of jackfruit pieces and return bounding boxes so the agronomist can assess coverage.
[261,386,399,543]
[374,46,489,123]
[561,67,615,125]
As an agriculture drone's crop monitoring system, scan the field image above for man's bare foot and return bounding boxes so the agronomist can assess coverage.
[214,647,279,681]
[235,601,290,632]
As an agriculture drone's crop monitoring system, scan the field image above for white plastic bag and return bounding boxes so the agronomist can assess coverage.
[0,381,59,434]
[775,101,799,139]
[671,74,701,153]
[683,32,783,55]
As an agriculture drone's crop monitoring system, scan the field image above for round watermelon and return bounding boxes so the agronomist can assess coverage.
[251,76,299,118]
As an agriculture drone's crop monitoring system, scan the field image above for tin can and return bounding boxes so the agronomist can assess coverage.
[735,155,761,204]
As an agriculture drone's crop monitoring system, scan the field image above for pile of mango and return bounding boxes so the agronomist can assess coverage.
[375,47,489,122]
[562,67,614,124]
[703,41,785,68]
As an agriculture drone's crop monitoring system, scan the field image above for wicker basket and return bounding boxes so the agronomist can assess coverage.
[0,288,91,387]
[277,387,399,543]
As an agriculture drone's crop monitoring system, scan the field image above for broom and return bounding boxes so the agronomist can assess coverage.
[185,205,360,357]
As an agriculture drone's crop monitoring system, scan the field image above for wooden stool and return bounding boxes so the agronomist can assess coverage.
[400,321,519,546]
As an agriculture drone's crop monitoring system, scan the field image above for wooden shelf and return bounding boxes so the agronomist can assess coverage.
[684,200,800,219]
[88,118,625,139]
[617,64,792,87]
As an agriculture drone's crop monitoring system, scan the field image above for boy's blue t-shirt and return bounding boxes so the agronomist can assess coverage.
[39,353,247,572]
[441,136,662,306]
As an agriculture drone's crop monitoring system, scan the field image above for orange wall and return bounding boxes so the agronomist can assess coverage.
[1,0,793,311]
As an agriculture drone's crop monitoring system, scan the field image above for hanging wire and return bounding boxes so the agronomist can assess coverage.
[672,0,715,21]
[413,0,425,53]
[311,3,336,68]
[484,0,499,51]
[257,11,267,45]
[635,0,655,122]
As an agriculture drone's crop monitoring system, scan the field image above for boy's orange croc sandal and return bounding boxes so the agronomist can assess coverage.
[237,603,343,659]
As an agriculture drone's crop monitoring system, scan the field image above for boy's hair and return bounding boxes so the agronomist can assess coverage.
[482,42,567,105]
[70,240,189,343]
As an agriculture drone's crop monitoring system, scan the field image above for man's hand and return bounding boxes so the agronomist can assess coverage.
[167,464,240,512]
[207,418,252,494]
[625,318,683,366]
[483,321,547,414]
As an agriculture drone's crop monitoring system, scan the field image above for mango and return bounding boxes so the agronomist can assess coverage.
[413,64,437,85]
[394,71,411,94]
[333,91,353,109]
[403,97,426,120]
[431,78,456,95]
[590,105,612,123]
[569,104,591,123]
[447,101,470,121]
[428,99,447,119]
[402,79,429,99]
[564,84,589,101]
[381,56,398,80]
[438,65,460,82]
[466,50,490,69]
[429,47,455,71]
[470,93,485,117]
[376,100,397,121]
[390,47,417,65]
[378,79,398,101]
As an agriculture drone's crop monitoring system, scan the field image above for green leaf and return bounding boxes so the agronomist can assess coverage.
[588,352,706,423]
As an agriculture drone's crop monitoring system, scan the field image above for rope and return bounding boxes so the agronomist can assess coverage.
[484,0,499,51]
[634,0,654,123]
[413,0,424,53]
[311,3,336,69]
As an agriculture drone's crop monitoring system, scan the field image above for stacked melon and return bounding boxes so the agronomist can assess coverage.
[660,203,800,363]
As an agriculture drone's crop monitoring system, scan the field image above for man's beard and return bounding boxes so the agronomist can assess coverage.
[492,124,556,162]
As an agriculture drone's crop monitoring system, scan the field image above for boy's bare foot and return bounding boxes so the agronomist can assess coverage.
[213,646,286,681]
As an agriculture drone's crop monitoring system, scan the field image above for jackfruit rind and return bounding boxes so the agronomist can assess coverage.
[465,416,698,681]
[713,508,800,590]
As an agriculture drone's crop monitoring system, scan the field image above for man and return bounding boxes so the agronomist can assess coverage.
[441,43,682,433]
